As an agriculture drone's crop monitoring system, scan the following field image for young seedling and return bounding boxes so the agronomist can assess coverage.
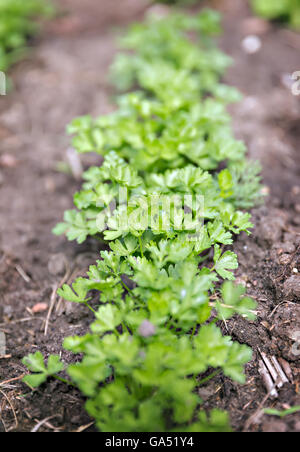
[264,406,300,418]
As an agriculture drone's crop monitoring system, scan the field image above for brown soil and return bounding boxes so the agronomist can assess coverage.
[0,0,299,432]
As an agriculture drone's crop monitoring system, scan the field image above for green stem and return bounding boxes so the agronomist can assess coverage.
[197,369,222,387]
[190,324,197,340]
[84,301,96,314]
[120,277,144,303]
[138,236,144,258]
[53,375,76,387]
[121,280,134,296]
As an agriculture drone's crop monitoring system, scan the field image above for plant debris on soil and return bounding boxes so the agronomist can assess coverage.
[0,0,299,432]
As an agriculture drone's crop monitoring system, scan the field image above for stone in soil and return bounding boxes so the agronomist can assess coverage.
[283,275,300,300]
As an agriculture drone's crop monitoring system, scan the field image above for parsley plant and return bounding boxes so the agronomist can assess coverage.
[23,10,261,432]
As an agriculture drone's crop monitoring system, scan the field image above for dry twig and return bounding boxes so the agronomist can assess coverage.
[15,265,31,283]
[31,415,60,433]
[0,389,18,430]
[44,284,59,336]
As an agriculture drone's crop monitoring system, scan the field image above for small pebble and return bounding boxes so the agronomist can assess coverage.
[281,242,296,254]
[261,186,270,196]
[241,17,270,35]
[0,154,18,168]
[242,35,262,54]
[45,177,56,193]
[48,253,67,276]
[281,73,294,91]
[292,186,300,195]
[283,275,300,299]
[279,254,291,266]
[32,302,48,314]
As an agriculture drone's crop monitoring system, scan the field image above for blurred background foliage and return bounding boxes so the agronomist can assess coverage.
[251,0,300,30]
[0,0,53,72]
[0,0,299,75]
[152,0,300,29]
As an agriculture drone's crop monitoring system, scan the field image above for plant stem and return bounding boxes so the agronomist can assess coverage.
[121,280,134,295]
[197,369,222,386]
[190,324,197,340]
[53,375,76,387]
[84,301,96,314]
[138,236,144,258]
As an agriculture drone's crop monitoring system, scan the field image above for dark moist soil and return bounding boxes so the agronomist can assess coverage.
[0,0,299,433]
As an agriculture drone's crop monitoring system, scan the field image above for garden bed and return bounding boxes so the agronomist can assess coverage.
[0,0,299,432]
